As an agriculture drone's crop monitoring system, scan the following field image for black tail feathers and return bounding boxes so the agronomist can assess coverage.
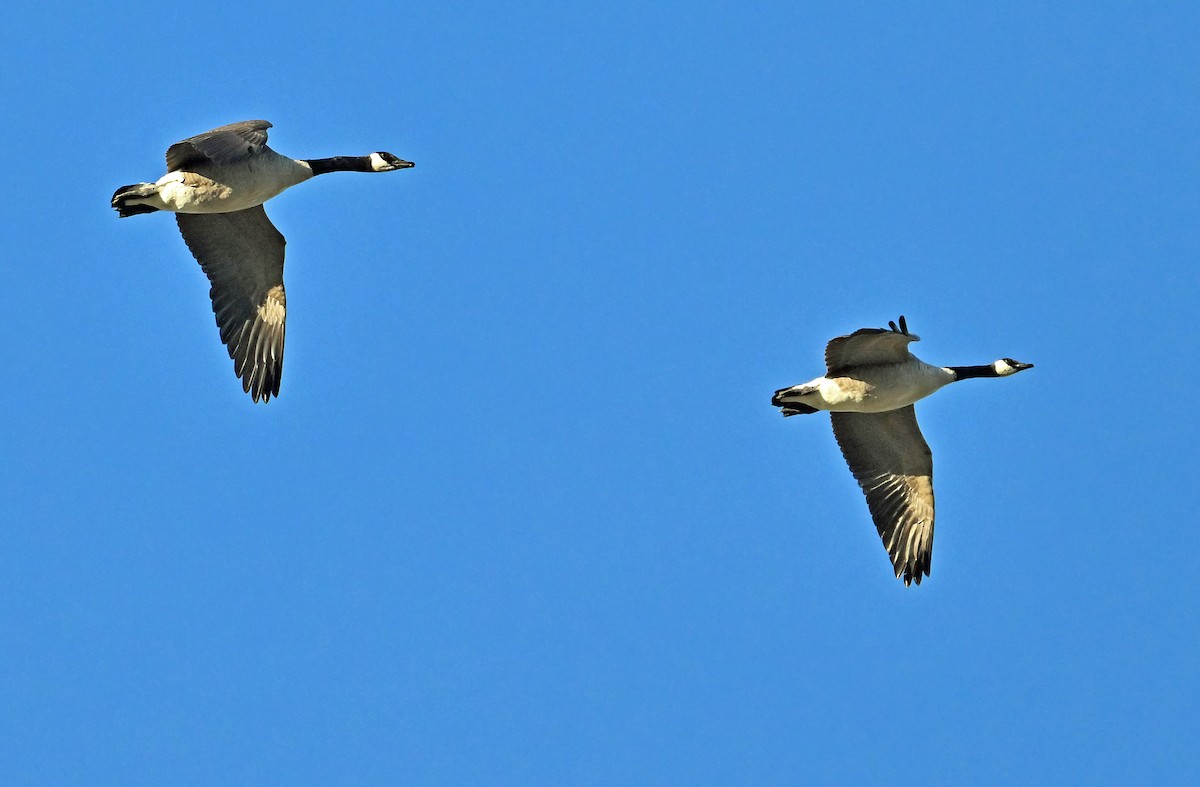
[111,183,160,217]
[772,387,819,416]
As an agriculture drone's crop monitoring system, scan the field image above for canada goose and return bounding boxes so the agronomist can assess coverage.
[771,316,1032,585]
[111,120,414,402]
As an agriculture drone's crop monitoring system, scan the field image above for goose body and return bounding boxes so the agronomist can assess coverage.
[771,316,1032,585]
[134,151,314,214]
[788,359,955,413]
[111,120,414,402]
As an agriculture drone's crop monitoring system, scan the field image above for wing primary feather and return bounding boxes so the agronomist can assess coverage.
[830,408,935,585]
[176,208,286,402]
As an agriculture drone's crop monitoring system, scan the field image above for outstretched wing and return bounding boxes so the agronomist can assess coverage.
[830,406,935,585]
[825,316,919,375]
[175,206,287,402]
[166,120,273,171]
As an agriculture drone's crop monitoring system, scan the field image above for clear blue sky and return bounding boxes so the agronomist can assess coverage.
[2,2,1197,784]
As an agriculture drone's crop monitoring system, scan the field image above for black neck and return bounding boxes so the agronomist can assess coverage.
[304,155,373,175]
[948,365,998,380]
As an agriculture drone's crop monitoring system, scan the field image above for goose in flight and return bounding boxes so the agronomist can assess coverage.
[771,316,1032,585]
[111,120,414,402]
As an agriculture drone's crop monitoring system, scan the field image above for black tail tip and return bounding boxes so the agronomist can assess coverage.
[114,205,159,217]
[111,183,159,217]
[772,389,818,415]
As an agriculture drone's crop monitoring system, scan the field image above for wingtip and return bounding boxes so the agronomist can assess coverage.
[896,559,930,587]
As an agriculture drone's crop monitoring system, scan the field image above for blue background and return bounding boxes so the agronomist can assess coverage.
[2,2,1197,783]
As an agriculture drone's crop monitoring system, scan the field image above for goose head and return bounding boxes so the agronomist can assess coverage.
[993,358,1034,376]
[369,152,415,172]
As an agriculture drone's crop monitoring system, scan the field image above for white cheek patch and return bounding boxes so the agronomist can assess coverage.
[369,152,389,171]
[994,360,1014,375]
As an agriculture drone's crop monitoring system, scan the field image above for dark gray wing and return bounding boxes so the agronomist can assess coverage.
[825,317,919,375]
[166,120,273,171]
[175,206,286,402]
[830,406,935,585]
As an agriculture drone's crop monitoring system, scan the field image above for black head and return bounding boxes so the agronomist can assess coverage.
[370,152,415,171]
[995,358,1034,375]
